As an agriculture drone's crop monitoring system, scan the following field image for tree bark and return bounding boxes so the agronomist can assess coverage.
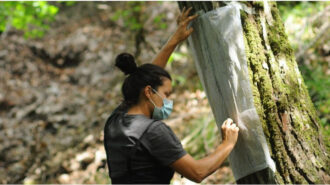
[178,1,329,184]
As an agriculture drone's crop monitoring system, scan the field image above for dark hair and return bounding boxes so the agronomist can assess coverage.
[115,53,172,106]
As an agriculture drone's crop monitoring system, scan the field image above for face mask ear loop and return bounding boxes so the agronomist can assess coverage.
[149,98,157,108]
[152,88,164,99]
[148,87,158,108]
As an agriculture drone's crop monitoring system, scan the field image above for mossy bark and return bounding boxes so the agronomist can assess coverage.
[178,1,329,184]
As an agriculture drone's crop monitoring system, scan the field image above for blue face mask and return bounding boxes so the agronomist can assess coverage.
[149,88,173,120]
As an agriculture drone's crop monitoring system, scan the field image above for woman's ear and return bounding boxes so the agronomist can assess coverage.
[144,85,153,99]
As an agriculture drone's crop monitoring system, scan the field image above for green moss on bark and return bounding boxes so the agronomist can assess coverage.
[240,2,328,183]
[266,4,293,57]
[241,11,288,184]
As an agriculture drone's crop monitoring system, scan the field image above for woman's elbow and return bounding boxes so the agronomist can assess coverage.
[194,177,203,183]
[191,169,206,183]
[182,168,204,183]
[189,176,202,183]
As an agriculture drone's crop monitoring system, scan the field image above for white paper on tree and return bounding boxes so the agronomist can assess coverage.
[187,3,276,180]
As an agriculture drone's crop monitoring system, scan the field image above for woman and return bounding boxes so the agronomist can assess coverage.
[104,7,239,184]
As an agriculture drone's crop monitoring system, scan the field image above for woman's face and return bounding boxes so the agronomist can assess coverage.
[150,78,172,108]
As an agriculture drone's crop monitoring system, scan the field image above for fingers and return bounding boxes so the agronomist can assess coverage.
[180,7,195,20]
[222,118,229,128]
[177,7,186,24]
[221,121,226,129]
[184,14,198,25]
[221,122,225,129]
[226,118,233,127]
[177,7,198,27]
[191,14,199,20]
[182,6,186,14]
[179,7,188,21]
[222,118,240,131]
[184,7,193,17]
[230,123,236,130]
[222,118,232,129]
[230,123,239,132]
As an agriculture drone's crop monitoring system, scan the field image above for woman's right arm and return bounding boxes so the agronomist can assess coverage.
[151,7,198,69]
[170,118,239,183]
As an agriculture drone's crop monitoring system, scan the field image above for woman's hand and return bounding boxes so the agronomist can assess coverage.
[221,118,239,147]
[151,7,198,69]
[172,7,199,44]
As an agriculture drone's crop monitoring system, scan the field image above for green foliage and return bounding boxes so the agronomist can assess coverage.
[168,51,186,65]
[278,2,327,22]
[167,50,204,91]
[110,2,167,31]
[0,1,59,38]
[277,2,329,50]
[63,1,76,6]
[299,65,330,127]
[110,2,143,31]
[168,52,189,87]
[171,73,186,87]
[93,169,111,184]
[153,13,167,29]
[55,1,76,6]
[182,114,220,159]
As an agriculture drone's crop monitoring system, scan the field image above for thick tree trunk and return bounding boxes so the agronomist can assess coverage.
[178,1,329,184]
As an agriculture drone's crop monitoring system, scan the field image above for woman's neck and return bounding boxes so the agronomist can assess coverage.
[126,103,151,118]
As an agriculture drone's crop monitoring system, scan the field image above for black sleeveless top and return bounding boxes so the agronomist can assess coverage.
[103,104,187,184]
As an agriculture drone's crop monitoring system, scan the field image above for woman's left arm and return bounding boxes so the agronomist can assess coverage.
[152,7,198,69]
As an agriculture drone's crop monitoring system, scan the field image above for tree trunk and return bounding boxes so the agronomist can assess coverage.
[177,1,329,184]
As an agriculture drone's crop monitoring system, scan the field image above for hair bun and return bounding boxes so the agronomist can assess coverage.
[115,53,138,75]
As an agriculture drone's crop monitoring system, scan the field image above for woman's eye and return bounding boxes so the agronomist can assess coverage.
[165,92,171,97]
